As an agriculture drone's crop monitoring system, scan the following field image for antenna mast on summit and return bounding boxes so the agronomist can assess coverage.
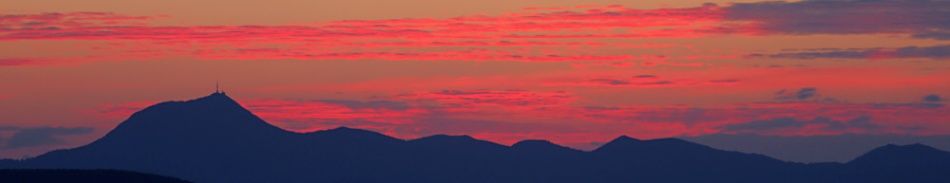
[215,80,220,94]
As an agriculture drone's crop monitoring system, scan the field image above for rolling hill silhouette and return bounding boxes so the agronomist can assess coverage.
[2,92,949,183]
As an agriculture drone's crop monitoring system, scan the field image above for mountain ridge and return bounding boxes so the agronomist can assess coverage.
[3,93,949,183]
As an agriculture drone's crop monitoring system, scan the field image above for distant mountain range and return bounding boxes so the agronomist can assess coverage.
[685,133,950,163]
[2,92,949,183]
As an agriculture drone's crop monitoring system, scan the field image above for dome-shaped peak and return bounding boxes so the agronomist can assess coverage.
[512,139,556,148]
[593,135,646,153]
[869,143,941,154]
[610,135,642,143]
[409,134,504,147]
[415,134,476,142]
[848,143,949,165]
[511,139,575,151]
[90,92,286,148]
[330,126,357,131]
[304,126,401,143]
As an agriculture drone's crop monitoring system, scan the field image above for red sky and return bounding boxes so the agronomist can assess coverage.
[1,0,948,159]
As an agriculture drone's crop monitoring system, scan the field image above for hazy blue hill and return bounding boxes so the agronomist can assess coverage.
[685,133,950,163]
[2,92,949,183]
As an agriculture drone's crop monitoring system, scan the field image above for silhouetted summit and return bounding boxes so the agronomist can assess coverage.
[3,93,950,183]
[105,92,286,141]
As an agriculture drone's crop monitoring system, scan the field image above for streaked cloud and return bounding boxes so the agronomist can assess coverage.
[725,0,950,39]
[750,45,950,60]
[0,5,729,65]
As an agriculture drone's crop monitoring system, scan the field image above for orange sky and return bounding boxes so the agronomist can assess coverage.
[1,0,948,158]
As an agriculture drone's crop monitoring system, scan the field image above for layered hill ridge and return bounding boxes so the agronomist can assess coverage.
[3,93,949,183]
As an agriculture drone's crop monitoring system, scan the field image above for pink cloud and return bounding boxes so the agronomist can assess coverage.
[0,5,734,65]
[543,74,738,88]
[749,45,950,60]
[725,0,950,39]
[393,90,574,114]
[241,90,577,136]
[3,2,946,66]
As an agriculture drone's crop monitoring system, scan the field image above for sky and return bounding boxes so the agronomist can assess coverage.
[0,0,949,161]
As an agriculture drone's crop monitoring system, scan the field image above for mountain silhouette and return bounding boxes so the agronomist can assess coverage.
[2,92,950,183]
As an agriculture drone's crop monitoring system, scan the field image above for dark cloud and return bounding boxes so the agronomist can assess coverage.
[922,94,944,108]
[315,99,410,110]
[871,94,945,109]
[750,45,950,60]
[924,94,943,102]
[726,0,950,39]
[776,87,819,101]
[795,88,818,100]
[913,31,950,40]
[588,78,631,86]
[637,80,674,86]
[1,126,94,149]
[722,116,878,133]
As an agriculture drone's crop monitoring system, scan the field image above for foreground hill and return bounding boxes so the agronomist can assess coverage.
[2,92,948,183]
[0,169,191,183]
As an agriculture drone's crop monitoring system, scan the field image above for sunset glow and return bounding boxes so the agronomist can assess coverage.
[1,0,948,159]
